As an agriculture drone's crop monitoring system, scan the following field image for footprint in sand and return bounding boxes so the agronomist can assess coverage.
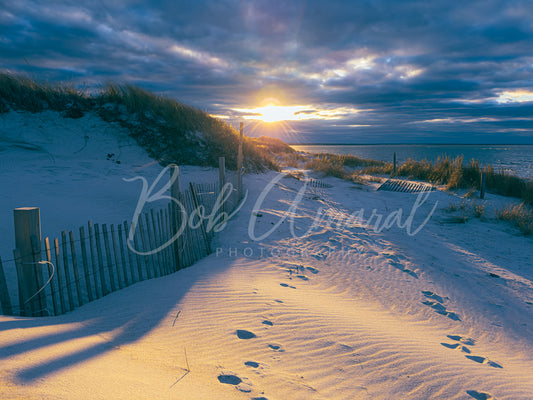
[466,390,496,400]
[466,355,503,368]
[383,252,407,263]
[306,266,320,274]
[441,342,471,353]
[390,261,418,278]
[422,291,461,321]
[447,334,475,346]
[280,283,296,289]
[262,320,273,326]
[273,299,284,304]
[311,252,327,260]
[252,397,269,400]
[268,343,285,352]
[422,300,461,321]
[217,372,253,392]
[236,330,257,339]
[244,361,260,368]
[296,275,309,281]
[422,290,445,303]
[466,390,495,400]
[218,374,242,385]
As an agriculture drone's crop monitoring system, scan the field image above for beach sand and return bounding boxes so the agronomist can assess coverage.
[1,111,532,399]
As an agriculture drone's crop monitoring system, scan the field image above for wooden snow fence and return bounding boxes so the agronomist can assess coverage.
[0,175,243,317]
[307,178,332,189]
[377,179,435,193]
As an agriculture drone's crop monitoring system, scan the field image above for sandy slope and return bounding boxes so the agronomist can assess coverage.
[1,168,532,399]
[0,110,218,298]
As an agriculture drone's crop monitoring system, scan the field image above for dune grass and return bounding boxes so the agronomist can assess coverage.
[0,72,277,171]
[356,155,533,207]
[303,151,533,234]
[304,153,388,179]
[496,203,533,235]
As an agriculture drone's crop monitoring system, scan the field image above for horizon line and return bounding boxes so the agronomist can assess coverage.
[287,142,533,146]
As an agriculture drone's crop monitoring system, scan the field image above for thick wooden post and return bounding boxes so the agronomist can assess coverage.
[480,172,486,199]
[237,122,244,200]
[14,207,45,316]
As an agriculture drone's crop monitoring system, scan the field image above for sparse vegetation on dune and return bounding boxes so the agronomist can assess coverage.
[303,153,388,180]
[0,72,277,171]
[496,203,533,235]
[294,150,532,234]
[356,155,533,207]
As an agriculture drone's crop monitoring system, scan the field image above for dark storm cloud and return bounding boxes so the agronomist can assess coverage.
[1,0,533,142]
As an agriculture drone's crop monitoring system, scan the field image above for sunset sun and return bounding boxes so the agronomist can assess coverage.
[254,104,300,123]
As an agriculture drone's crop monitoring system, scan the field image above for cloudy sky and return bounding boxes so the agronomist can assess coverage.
[1,0,533,143]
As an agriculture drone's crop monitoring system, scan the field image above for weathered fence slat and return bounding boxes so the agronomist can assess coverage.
[130,221,144,282]
[166,207,177,272]
[44,238,59,316]
[88,221,101,299]
[110,225,124,289]
[30,235,46,316]
[144,212,159,278]
[182,192,194,265]
[190,182,210,254]
[69,231,82,307]
[138,216,153,280]
[158,209,169,274]
[53,238,67,314]
[148,208,165,276]
[79,227,94,302]
[12,249,30,316]
[94,224,109,297]
[0,257,13,315]
[61,231,74,311]
[124,221,140,283]
[117,224,129,287]
[102,224,117,293]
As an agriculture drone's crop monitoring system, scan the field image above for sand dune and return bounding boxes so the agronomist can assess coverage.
[1,171,532,399]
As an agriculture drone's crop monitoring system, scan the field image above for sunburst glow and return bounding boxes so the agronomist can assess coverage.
[233,103,362,123]
[249,105,307,123]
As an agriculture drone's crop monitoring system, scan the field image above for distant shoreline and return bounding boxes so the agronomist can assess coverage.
[289,143,533,146]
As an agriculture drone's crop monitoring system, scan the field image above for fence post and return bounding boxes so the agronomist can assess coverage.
[14,207,46,316]
[393,152,396,176]
[237,122,244,200]
[171,165,181,201]
[170,165,182,270]
[480,172,486,199]
[219,156,226,218]
[219,156,226,190]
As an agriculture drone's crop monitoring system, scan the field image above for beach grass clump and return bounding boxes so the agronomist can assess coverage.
[278,152,305,168]
[304,153,388,178]
[304,155,349,179]
[473,203,485,218]
[0,72,277,171]
[496,203,533,235]
[0,72,89,114]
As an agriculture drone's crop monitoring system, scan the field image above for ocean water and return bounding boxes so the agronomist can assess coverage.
[291,144,533,180]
